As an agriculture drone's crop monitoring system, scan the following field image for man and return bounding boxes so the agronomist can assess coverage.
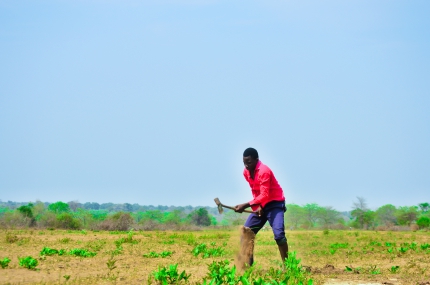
[235,147,288,264]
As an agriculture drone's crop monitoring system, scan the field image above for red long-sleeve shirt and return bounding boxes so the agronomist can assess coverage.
[243,160,285,210]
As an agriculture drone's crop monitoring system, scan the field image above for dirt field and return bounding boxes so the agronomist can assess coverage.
[0,228,429,284]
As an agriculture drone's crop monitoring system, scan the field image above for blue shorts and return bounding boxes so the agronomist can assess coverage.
[244,200,287,244]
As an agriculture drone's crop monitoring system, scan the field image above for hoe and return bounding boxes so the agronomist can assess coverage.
[214,197,255,214]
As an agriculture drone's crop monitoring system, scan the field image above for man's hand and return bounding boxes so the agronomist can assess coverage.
[234,202,250,213]
[255,205,263,217]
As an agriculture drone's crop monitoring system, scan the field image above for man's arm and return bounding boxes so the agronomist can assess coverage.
[234,202,263,216]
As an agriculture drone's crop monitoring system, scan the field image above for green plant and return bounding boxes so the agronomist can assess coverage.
[398,247,408,254]
[367,265,380,275]
[205,260,238,284]
[0,257,11,269]
[345,266,361,274]
[106,255,117,277]
[59,237,71,243]
[114,231,138,248]
[369,241,382,246]
[421,243,430,250]
[63,275,71,281]
[186,234,197,245]
[86,239,106,252]
[389,266,400,273]
[40,247,65,256]
[68,248,96,257]
[152,264,190,284]
[329,242,349,249]
[143,251,173,258]
[18,256,38,270]
[192,243,225,258]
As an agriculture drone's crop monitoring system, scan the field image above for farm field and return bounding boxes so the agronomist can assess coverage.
[0,228,429,284]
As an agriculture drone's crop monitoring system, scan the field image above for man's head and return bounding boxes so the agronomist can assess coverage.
[243,147,259,171]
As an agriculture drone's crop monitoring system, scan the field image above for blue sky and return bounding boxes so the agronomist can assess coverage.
[1,0,429,211]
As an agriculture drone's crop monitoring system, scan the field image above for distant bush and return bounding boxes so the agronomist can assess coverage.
[0,211,33,228]
[56,213,81,229]
[97,212,134,231]
[188,208,211,226]
[36,211,57,228]
[417,216,430,229]
[410,224,419,231]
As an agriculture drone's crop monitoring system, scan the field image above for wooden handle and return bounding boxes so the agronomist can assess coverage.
[221,203,255,214]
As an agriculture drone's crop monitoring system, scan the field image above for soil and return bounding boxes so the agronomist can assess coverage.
[235,226,255,270]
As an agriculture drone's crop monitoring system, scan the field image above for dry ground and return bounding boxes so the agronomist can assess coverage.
[0,228,429,284]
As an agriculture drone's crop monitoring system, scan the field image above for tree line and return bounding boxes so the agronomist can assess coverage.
[285,198,430,230]
[0,198,429,231]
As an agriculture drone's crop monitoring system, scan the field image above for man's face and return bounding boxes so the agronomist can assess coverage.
[243,156,258,171]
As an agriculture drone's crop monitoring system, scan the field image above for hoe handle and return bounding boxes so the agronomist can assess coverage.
[222,203,255,214]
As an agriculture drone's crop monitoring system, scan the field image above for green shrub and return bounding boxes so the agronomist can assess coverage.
[17,204,34,218]
[205,260,238,284]
[40,247,65,256]
[0,257,11,269]
[86,239,106,252]
[56,213,81,229]
[417,216,430,229]
[151,264,190,284]
[143,251,173,258]
[68,248,96,257]
[192,243,225,258]
[18,256,38,270]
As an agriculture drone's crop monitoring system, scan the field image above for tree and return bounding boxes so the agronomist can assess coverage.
[285,204,304,229]
[419,202,430,213]
[416,216,430,229]
[396,206,419,226]
[17,203,36,227]
[189,208,211,226]
[375,204,397,226]
[139,210,164,224]
[123,203,133,212]
[303,203,321,228]
[163,210,184,226]
[74,208,94,228]
[351,197,369,229]
[67,201,80,212]
[17,203,34,219]
[220,210,247,226]
[48,201,70,214]
[317,206,340,228]
[363,210,376,229]
[32,201,46,220]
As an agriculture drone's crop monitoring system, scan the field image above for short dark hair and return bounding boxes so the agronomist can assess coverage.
[243,148,258,159]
